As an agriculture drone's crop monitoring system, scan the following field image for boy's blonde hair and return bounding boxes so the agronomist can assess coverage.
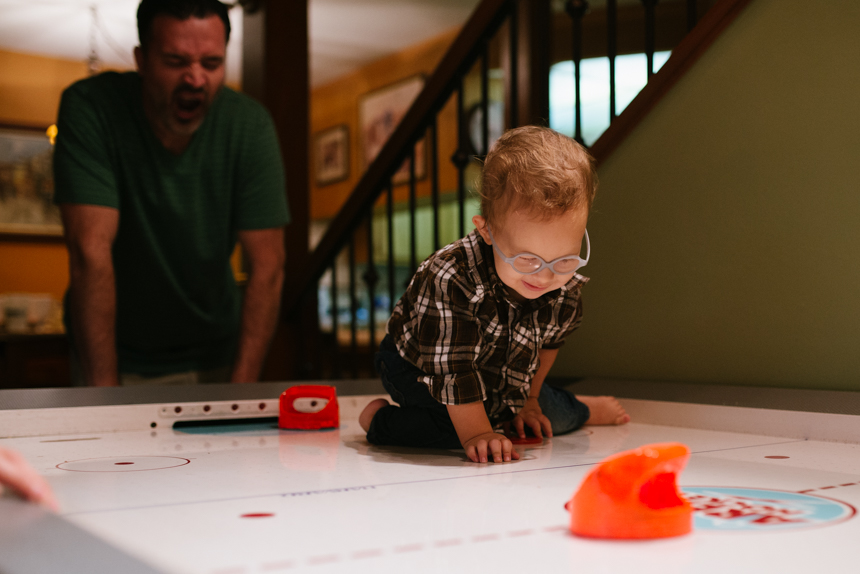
[478,126,597,229]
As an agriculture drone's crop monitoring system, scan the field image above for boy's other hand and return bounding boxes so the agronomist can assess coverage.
[463,432,520,463]
[512,397,553,440]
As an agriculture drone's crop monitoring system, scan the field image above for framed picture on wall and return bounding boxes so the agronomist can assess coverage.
[314,124,350,186]
[0,124,62,239]
[359,75,426,185]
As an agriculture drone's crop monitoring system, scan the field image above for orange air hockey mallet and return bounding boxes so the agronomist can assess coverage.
[279,385,339,430]
[566,442,693,539]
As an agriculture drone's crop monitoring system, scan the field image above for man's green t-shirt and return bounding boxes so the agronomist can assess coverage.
[53,71,290,376]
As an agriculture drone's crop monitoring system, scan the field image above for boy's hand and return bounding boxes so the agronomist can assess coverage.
[511,397,553,440]
[463,432,520,463]
[446,402,519,463]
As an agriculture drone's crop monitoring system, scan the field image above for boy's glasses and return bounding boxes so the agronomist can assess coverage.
[487,227,590,275]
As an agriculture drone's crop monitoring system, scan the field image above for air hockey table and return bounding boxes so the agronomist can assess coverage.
[1,378,859,574]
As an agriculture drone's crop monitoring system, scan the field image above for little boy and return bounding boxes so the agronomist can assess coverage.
[359,126,628,464]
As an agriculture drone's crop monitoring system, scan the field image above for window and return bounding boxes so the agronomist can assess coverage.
[550,51,672,146]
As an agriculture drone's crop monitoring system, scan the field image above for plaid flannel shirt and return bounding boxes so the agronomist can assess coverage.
[387,229,588,423]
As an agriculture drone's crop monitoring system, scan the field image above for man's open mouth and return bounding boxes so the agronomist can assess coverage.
[174,91,205,120]
[177,98,201,113]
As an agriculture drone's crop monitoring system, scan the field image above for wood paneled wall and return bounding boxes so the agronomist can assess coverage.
[310,28,463,222]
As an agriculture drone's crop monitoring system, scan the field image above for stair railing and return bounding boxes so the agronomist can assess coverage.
[283,0,514,378]
[281,0,752,379]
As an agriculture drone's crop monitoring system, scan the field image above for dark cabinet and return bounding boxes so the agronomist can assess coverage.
[0,334,71,388]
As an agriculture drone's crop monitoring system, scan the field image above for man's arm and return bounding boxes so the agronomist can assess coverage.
[447,402,520,463]
[60,204,119,387]
[231,227,286,383]
[511,347,558,439]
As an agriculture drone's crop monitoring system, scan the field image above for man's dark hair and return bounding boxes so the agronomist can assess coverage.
[137,0,231,50]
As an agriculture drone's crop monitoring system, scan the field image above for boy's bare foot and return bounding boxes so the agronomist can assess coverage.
[579,395,630,425]
[359,398,390,432]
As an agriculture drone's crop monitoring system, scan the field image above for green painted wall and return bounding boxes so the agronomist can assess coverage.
[555,0,860,391]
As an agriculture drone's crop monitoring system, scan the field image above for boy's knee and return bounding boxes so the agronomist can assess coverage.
[365,404,397,445]
[540,387,590,436]
[550,408,589,436]
[365,404,460,449]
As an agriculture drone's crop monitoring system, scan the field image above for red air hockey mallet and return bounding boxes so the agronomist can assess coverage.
[566,442,693,539]
[278,385,339,430]
[503,429,544,445]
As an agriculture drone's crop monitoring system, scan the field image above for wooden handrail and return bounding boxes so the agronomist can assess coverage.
[590,0,754,165]
[283,0,511,316]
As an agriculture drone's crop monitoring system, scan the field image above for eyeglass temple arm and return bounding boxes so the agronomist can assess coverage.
[582,229,590,264]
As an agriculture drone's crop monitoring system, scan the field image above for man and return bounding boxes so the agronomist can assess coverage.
[54,0,289,386]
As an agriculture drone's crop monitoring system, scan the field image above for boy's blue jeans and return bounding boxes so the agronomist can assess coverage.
[366,335,591,449]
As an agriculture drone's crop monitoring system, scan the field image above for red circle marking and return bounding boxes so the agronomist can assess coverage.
[57,456,190,472]
[684,485,857,532]
[241,513,275,519]
[766,456,790,459]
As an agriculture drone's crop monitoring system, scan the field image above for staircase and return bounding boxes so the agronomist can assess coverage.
[281,0,752,380]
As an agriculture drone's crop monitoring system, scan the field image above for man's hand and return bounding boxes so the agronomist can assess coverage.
[511,396,553,440]
[0,447,58,511]
[462,431,520,463]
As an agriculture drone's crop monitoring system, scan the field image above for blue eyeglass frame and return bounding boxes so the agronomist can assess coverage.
[486,227,590,275]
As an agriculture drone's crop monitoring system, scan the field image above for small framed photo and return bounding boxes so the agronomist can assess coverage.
[0,124,62,239]
[314,124,350,186]
[359,75,426,185]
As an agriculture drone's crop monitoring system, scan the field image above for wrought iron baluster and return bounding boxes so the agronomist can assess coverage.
[330,261,339,379]
[430,119,440,252]
[363,208,378,359]
[686,0,697,32]
[642,0,658,78]
[565,0,588,145]
[408,146,417,278]
[348,237,358,379]
[508,0,518,129]
[386,182,395,313]
[607,0,617,121]
[480,42,490,157]
[452,83,469,239]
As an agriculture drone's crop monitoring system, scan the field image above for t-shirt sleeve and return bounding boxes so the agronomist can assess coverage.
[397,262,487,405]
[234,105,290,230]
[53,83,120,208]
